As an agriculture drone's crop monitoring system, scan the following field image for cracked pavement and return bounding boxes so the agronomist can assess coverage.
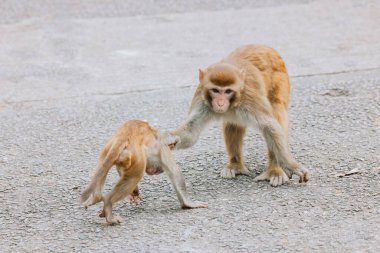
[1,0,379,252]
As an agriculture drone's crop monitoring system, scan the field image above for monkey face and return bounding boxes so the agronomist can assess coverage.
[208,87,235,113]
[200,63,242,114]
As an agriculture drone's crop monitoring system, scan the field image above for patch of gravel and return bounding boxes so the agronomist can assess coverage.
[1,69,379,252]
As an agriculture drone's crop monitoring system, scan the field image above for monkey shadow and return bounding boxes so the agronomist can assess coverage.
[84,202,204,228]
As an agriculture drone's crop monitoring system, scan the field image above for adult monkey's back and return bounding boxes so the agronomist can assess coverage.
[173,44,309,186]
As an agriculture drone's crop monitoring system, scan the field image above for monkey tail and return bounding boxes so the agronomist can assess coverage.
[80,140,126,204]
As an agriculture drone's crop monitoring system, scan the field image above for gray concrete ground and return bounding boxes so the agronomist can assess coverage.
[0,0,379,252]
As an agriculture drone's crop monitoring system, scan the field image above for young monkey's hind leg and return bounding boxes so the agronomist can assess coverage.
[81,141,119,209]
[101,147,143,225]
[101,174,144,225]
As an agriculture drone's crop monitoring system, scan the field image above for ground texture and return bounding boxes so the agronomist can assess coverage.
[0,0,379,252]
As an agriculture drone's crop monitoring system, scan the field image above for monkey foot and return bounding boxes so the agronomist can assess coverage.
[294,167,310,183]
[106,216,123,225]
[220,165,250,178]
[128,194,143,206]
[254,170,289,187]
[83,194,103,209]
[182,200,208,209]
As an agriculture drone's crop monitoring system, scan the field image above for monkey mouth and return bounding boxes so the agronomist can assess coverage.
[146,167,164,175]
[213,108,227,113]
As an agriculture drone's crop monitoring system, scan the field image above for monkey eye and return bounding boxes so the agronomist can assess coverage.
[210,88,219,93]
[225,89,233,94]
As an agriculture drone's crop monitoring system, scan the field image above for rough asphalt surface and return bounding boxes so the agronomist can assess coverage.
[1,0,379,252]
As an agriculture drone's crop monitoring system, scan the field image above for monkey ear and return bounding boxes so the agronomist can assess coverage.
[198,69,205,82]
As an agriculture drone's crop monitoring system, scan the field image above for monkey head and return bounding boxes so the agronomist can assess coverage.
[199,63,245,113]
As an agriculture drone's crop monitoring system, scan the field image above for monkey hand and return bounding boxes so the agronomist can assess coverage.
[128,193,142,206]
[181,200,208,209]
[160,131,180,150]
[293,167,310,183]
[128,187,142,206]
[168,142,177,150]
[168,135,180,150]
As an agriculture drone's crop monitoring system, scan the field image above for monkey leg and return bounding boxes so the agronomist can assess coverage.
[128,186,142,205]
[160,147,208,209]
[254,150,290,186]
[115,166,142,205]
[255,104,291,186]
[98,166,141,214]
[101,174,143,225]
[167,164,208,209]
[254,114,309,185]
[99,186,141,217]
[221,123,249,178]
[83,194,104,209]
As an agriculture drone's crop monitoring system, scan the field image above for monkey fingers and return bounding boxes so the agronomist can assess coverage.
[220,167,236,178]
[168,142,180,150]
[269,174,289,187]
[298,168,310,183]
[282,167,294,179]
[254,168,290,187]
[106,216,123,225]
[292,167,310,183]
[83,194,103,209]
[98,209,124,226]
[167,136,180,150]
[128,194,143,206]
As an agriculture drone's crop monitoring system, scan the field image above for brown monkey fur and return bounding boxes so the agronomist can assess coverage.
[81,120,207,225]
[174,44,309,186]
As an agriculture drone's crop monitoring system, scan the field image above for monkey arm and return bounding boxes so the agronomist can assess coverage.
[172,103,212,149]
[160,147,190,205]
[254,112,309,182]
[160,147,208,208]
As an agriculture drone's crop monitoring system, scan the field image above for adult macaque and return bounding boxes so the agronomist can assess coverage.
[173,44,309,187]
[81,120,207,225]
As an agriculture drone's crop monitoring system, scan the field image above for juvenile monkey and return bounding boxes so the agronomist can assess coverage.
[173,44,309,186]
[81,120,208,225]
